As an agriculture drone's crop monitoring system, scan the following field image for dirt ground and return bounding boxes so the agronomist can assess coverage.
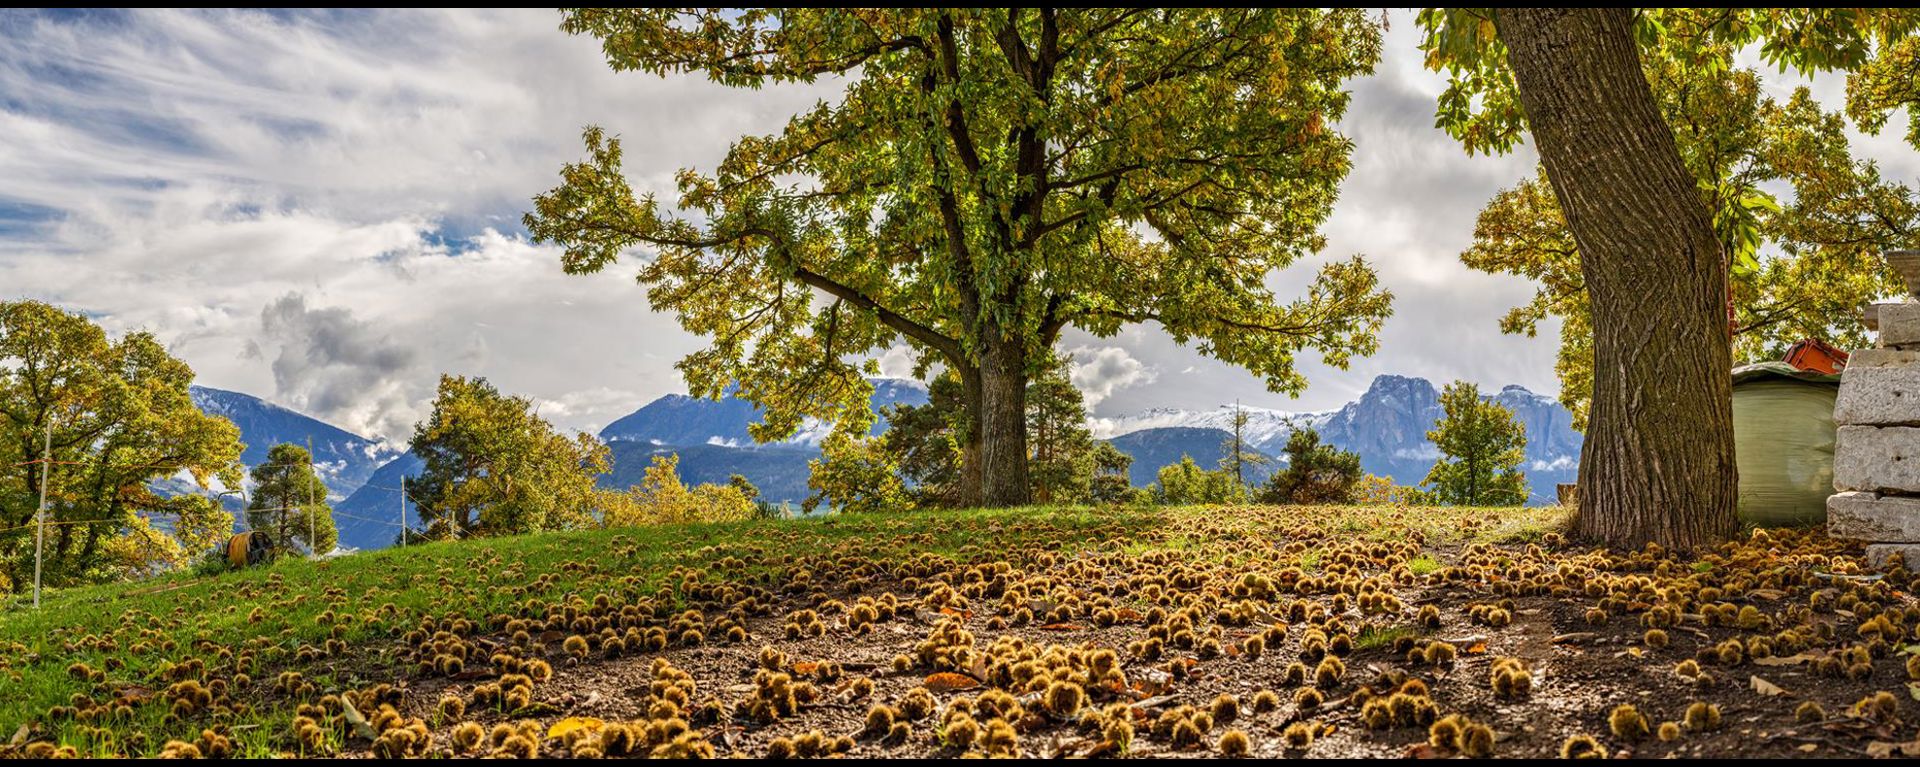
[378,512,1920,759]
[11,505,1920,759]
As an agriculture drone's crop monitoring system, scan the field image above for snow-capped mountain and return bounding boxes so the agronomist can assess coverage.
[205,371,1580,553]
[188,386,399,501]
[1104,375,1581,504]
[1090,405,1333,453]
[598,378,929,447]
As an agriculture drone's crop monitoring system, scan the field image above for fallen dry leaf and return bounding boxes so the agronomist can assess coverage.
[924,672,980,692]
[1750,675,1788,697]
[547,717,604,740]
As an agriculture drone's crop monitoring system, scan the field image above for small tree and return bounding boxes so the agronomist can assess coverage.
[1422,381,1528,506]
[879,373,970,507]
[1027,357,1096,503]
[246,443,338,554]
[1088,442,1135,505]
[1259,428,1361,505]
[807,431,913,514]
[1153,457,1245,505]
[602,454,757,526]
[1219,402,1273,491]
[408,375,611,538]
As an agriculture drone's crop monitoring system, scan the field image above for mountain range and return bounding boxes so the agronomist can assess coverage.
[187,374,1580,552]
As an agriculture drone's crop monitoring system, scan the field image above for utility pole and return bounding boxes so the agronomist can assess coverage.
[305,436,316,557]
[33,421,50,609]
[399,476,408,547]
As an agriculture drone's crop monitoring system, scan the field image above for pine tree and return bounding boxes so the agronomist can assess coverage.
[1026,356,1095,503]
[1218,402,1272,490]
[1259,427,1361,505]
[1422,382,1528,506]
[246,443,337,555]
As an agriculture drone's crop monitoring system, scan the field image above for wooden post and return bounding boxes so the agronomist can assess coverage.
[33,421,51,609]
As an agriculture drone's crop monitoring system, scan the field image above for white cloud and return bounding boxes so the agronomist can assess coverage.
[258,292,423,439]
[0,9,834,440]
[3,8,1911,441]
[534,386,647,435]
[1068,345,1158,408]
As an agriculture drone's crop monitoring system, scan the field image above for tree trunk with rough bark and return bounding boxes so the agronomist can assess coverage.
[977,338,1032,507]
[1497,7,1739,549]
[956,365,985,507]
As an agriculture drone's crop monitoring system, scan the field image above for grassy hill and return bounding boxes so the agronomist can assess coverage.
[0,503,1897,759]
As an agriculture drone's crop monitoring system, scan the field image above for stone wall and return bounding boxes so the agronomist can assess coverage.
[1828,251,1920,568]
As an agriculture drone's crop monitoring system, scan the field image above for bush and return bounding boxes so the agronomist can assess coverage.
[602,454,759,526]
[807,432,912,513]
[1258,429,1362,504]
[1153,457,1246,504]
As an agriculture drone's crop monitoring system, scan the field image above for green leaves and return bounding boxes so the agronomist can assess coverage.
[1422,381,1528,507]
[0,301,245,589]
[407,375,610,538]
[1435,9,1920,424]
[1420,9,1920,155]
[529,9,1394,447]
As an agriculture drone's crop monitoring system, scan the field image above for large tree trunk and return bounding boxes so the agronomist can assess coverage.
[977,338,1032,507]
[1498,8,1738,549]
[956,365,985,507]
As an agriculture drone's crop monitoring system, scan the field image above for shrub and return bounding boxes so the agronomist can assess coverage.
[1259,429,1361,504]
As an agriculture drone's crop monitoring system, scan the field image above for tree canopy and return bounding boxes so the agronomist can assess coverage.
[529,8,1393,505]
[1422,381,1528,507]
[0,301,242,590]
[1259,427,1362,505]
[407,375,610,538]
[245,443,337,555]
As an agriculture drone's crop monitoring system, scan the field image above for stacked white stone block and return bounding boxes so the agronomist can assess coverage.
[1829,251,1920,568]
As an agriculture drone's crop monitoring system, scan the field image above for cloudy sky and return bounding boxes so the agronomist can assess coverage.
[2,9,1911,444]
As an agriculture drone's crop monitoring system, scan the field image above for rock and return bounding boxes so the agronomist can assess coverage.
[1829,491,1920,542]
[1878,302,1920,349]
[1866,543,1920,570]
[1888,250,1920,296]
[1835,350,1920,426]
[1834,426,1920,494]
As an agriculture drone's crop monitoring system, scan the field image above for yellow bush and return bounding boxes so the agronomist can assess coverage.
[601,455,757,527]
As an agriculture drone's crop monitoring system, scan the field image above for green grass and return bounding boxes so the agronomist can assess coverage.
[1406,554,1443,576]
[0,502,1566,756]
[1354,624,1422,651]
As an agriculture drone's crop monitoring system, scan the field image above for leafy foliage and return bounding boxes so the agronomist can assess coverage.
[528,9,1394,500]
[1152,456,1245,505]
[806,431,913,514]
[1258,428,1362,505]
[0,301,243,591]
[1421,8,1920,425]
[1026,357,1095,503]
[1422,382,1528,507]
[600,454,758,527]
[407,375,611,538]
[245,443,337,555]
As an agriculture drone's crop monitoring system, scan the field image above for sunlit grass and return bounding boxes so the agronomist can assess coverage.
[0,501,1569,754]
